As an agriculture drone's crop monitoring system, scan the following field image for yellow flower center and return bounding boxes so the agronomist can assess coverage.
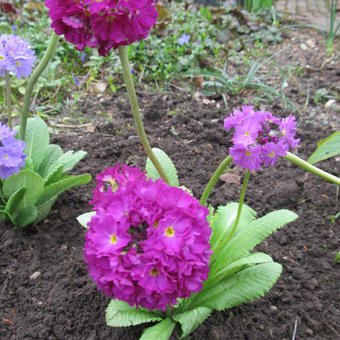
[245,151,252,156]
[165,226,175,237]
[269,151,275,158]
[149,268,159,277]
[15,60,21,67]
[110,233,117,245]
[244,131,250,136]
[281,129,286,136]
[153,220,159,228]
[0,55,4,60]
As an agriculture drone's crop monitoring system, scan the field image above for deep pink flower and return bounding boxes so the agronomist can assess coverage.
[45,0,158,56]
[85,165,211,311]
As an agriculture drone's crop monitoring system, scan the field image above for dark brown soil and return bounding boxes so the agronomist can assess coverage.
[1,30,340,340]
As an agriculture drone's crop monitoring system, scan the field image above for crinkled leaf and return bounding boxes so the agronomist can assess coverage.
[190,262,282,311]
[14,206,38,228]
[36,174,91,206]
[210,203,256,251]
[35,197,57,224]
[173,307,212,339]
[146,148,179,186]
[105,300,162,328]
[38,144,63,178]
[5,187,26,215]
[46,150,87,178]
[205,252,273,289]
[46,165,64,185]
[3,170,45,210]
[23,117,49,171]
[308,131,340,164]
[77,211,95,229]
[212,209,297,274]
[139,318,176,340]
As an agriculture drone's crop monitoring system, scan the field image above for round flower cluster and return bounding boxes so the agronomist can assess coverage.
[45,0,158,56]
[0,34,36,79]
[0,123,26,179]
[224,106,299,171]
[85,164,211,311]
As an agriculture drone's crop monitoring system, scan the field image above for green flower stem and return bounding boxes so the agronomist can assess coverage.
[5,72,12,129]
[285,152,340,186]
[210,170,251,263]
[118,45,169,184]
[200,155,233,206]
[20,32,58,140]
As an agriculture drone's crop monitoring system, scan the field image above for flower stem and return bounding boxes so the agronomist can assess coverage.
[118,45,169,184]
[200,155,233,206]
[5,72,12,129]
[20,32,58,140]
[210,170,251,262]
[285,152,340,186]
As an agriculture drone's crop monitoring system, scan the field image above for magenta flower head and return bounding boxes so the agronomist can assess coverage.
[224,106,299,171]
[0,34,36,79]
[0,122,26,179]
[45,0,158,56]
[85,164,212,311]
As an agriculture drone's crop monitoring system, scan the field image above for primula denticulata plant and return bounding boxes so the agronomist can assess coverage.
[0,33,90,228]
[44,1,339,338]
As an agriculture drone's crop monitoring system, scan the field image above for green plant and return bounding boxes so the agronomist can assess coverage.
[244,0,273,13]
[0,117,90,228]
[308,131,340,164]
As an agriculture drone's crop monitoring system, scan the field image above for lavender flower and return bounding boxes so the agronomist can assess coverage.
[178,33,190,46]
[0,122,26,179]
[224,106,299,171]
[0,34,35,79]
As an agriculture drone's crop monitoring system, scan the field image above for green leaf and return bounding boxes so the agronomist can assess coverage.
[14,206,38,228]
[35,197,58,224]
[139,318,176,340]
[77,211,95,229]
[212,210,297,274]
[335,251,340,264]
[146,148,179,186]
[308,131,340,164]
[36,174,91,206]
[205,253,273,289]
[46,165,64,186]
[105,300,162,328]
[5,187,26,215]
[23,117,50,171]
[37,144,63,178]
[3,170,45,209]
[46,150,87,178]
[210,203,256,251]
[190,262,282,311]
[173,307,212,339]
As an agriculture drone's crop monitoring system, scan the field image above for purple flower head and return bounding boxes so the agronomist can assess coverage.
[0,122,26,179]
[178,33,190,46]
[224,106,299,170]
[85,165,212,311]
[45,0,158,56]
[0,34,36,79]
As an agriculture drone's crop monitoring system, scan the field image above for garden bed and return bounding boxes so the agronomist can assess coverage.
[1,84,339,339]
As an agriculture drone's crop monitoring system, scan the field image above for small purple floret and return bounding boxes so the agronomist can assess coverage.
[224,106,299,171]
[0,122,26,179]
[85,164,211,311]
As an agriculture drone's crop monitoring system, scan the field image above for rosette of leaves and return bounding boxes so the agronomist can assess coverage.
[78,148,297,339]
[0,117,91,228]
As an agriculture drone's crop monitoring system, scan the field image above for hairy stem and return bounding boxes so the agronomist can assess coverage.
[200,155,233,206]
[118,45,169,184]
[210,170,251,262]
[285,152,340,186]
[5,72,12,129]
[20,32,58,140]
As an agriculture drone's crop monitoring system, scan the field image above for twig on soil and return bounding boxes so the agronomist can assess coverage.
[291,318,298,340]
